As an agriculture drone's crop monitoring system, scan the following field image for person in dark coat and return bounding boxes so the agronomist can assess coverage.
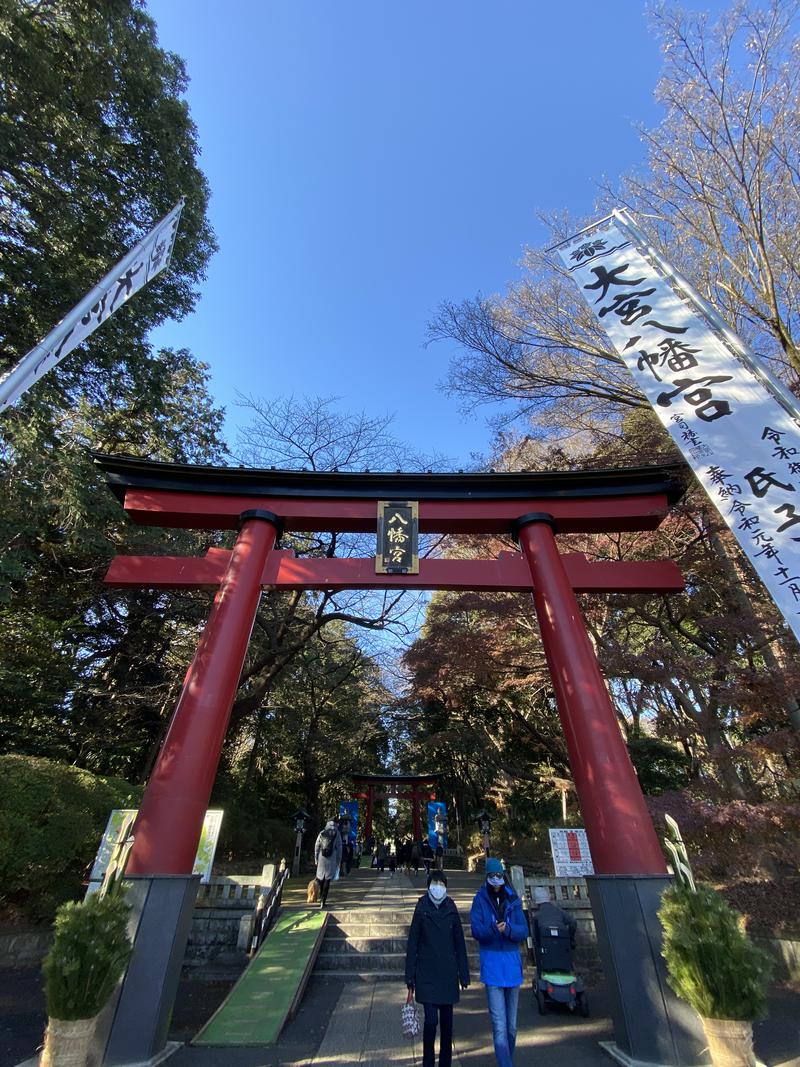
[405,870,470,1067]
[470,858,528,1067]
[410,838,422,876]
[377,840,388,872]
[422,838,434,875]
[313,819,342,908]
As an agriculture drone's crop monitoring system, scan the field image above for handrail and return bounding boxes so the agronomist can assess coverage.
[249,866,290,957]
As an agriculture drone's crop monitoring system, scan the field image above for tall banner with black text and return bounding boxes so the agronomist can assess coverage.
[556,213,800,645]
[0,201,183,413]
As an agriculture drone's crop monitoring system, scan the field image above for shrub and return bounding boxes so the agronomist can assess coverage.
[43,892,132,1020]
[647,790,800,881]
[0,755,141,919]
[659,884,771,1021]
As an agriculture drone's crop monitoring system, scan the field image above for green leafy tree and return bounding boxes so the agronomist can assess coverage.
[0,0,227,777]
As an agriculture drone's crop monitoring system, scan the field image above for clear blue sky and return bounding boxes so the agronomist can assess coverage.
[146,0,728,467]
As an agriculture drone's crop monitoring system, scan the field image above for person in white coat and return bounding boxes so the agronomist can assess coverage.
[314,819,342,908]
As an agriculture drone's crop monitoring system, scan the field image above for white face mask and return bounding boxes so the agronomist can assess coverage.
[487,876,505,888]
[428,883,447,903]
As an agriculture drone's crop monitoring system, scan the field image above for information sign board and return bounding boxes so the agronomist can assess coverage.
[549,827,594,877]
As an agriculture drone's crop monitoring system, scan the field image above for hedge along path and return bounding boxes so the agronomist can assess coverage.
[193,908,328,1046]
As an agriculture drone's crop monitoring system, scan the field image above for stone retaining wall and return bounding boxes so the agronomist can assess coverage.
[184,868,275,974]
[755,937,800,982]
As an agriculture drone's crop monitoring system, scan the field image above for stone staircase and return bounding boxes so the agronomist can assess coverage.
[315,903,486,980]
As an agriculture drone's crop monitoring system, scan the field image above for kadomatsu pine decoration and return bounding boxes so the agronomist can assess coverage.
[41,892,132,1066]
[659,817,771,1067]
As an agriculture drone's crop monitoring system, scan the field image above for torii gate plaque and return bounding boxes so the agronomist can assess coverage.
[94,454,704,1067]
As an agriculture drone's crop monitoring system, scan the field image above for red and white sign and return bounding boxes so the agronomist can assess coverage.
[549,828,594,877]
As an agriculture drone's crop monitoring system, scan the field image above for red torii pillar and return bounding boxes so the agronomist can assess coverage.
[515,513,666,875]
[364,783,374,840]
[411,789,421,841]
[103,510,280,1066]
[126,510,281,875]
[513,513,700,1066]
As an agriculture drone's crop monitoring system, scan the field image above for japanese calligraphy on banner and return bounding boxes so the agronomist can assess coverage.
[556,213,800,645]
[376,499,419,574]
[0,201,183,413]
[549,828,594,878]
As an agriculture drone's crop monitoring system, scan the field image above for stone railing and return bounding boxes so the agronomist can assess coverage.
[186,864,279,975]
[521,875,602,978]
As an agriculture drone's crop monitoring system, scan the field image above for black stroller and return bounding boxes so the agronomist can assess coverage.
[532,910,589,1016]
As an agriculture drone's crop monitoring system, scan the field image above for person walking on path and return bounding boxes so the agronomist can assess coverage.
[410,838,422,876]
[470,857,528,1067]
[377,840,388,872]
[422,838,433,875]
[313,818,342,909]
[405,870,470,1067]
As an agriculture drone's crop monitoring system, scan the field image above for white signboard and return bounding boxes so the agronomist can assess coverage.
[549,828,594,877]
[87,807,223,892]
[557,214,800,645]
[0,201,183,412]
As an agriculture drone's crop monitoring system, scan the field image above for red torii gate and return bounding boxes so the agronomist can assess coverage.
[93,453,701,1067]
[351,773,441,841]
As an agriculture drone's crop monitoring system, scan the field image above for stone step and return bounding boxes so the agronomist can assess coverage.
[325,909,415,922]
[313,970,407,981]
[326,917,475,935]
[316,950,407,971]
[322,938,482,964]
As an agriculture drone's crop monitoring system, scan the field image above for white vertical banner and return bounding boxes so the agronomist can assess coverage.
[0,200,184,413]
[555,211,800,645]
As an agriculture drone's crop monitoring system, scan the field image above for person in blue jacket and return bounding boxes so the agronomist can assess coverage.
[470,857,528,1067]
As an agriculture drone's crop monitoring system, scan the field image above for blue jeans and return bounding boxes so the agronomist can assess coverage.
[485,985,519,1067]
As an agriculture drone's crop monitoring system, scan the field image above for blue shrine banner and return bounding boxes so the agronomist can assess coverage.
[339,800,359,844]
[427,801,448,849]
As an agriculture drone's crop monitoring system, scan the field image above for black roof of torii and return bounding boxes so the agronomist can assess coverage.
[93,452,687,504]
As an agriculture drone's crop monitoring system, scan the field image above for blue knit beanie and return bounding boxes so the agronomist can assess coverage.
[485,857,504,876]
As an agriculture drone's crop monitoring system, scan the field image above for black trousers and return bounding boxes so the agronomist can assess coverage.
[318,876,331,903]
[422,1002,453,1067]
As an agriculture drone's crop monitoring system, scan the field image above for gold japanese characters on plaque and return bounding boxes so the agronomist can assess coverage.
[376,500,419,574]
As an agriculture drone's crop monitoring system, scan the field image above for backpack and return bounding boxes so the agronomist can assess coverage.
[321,830,336,858]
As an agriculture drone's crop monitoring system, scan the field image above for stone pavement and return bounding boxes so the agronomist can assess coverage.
[167,868,800,1067]
[4,867,799,1066]
[169,868,617,1066]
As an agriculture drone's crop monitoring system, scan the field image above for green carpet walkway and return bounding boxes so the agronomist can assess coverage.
[193,908,327,1046]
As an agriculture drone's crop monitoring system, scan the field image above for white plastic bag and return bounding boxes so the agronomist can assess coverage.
[401,989,420,1039]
